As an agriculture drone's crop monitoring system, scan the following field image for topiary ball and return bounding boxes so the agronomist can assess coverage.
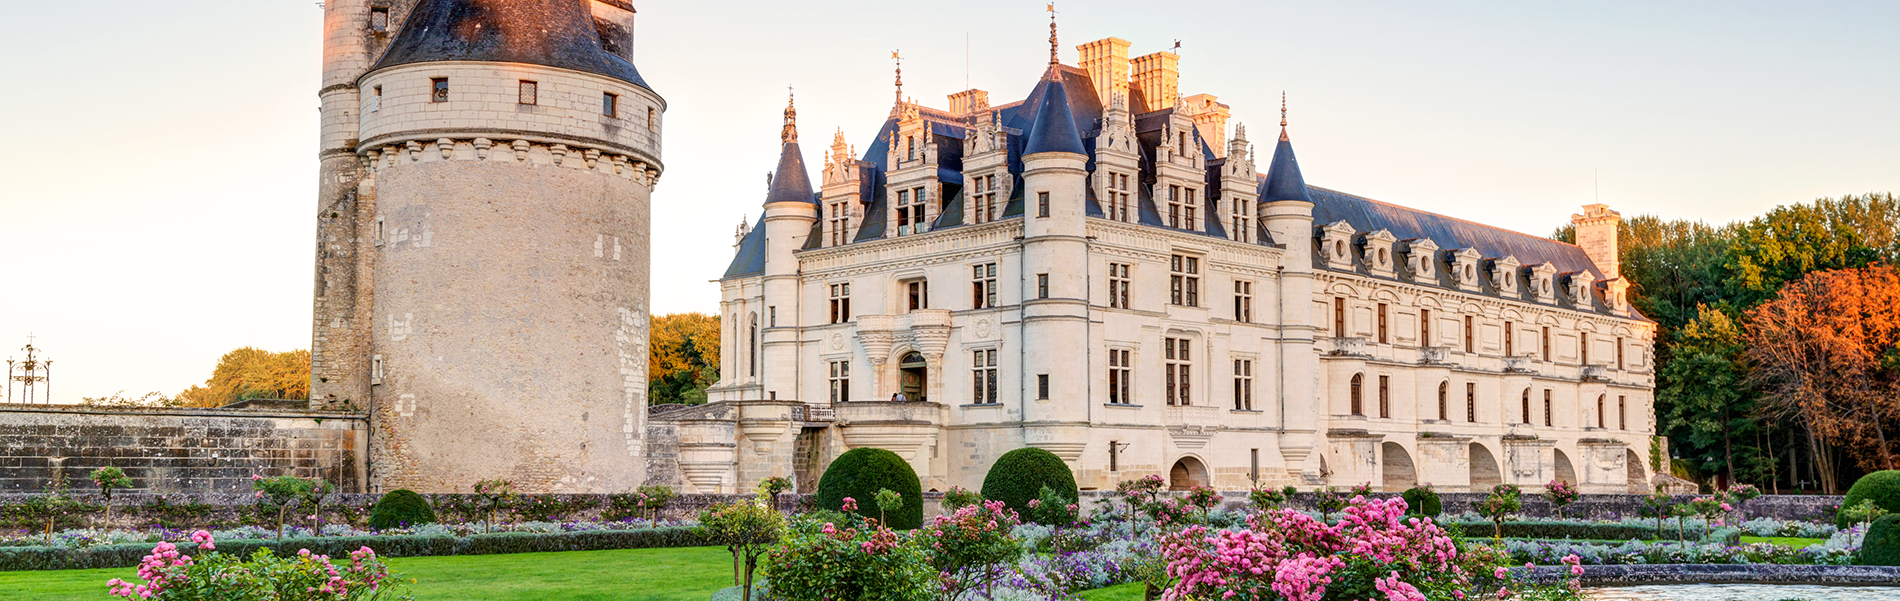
[815,447,923,530]
[1860,514,1900,566]
[980,447,1078,523]
[369,489,437,530]
[1840,470,1900,528]
[1402,486,1442,517]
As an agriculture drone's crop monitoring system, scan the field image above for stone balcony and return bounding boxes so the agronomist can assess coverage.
[1163,404,1222,428]
[1420,346,1452,365]
[1504,356,1537,374]
[1581,365,1611,382]
[1324,336,1369,357]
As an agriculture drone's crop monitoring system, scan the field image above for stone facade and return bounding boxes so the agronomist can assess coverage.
[0,403,367,494]
[310,0,663,493]
[674,32,1658,496]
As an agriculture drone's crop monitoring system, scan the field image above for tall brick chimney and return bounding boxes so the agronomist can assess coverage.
[1077,37,1131,112]
[1180,93,1230,158]
[1571,204,1622,279]
[1131,51,1179,113]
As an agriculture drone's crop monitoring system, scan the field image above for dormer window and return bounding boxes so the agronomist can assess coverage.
[1451,248,1483,291]
[1406,239,1439,279]
[1492,256,1523,295]
[907,136,916,161]
[1320,221,1358,270]
[1530,262,1559,302]
[1178,131,1189,156]
[1363,230,1398,277]
[1568,271,1597,305]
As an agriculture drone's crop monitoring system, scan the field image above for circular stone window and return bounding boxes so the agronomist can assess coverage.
[1335,240,1346,257]
[1378,248,1389,265]
[1464,265,1474,280]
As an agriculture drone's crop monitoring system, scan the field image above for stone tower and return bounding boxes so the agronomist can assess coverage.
[311,0,663,493]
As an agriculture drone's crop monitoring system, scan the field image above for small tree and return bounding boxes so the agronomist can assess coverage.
[472,479,517,534]
[1669,498,1698,542]
[1116,475,1166,541]
[90,467,133,529]
[252,474,320,540]
[636,484,675,521]
[299,478,335,534]
[873,488,904,527]
[1027,484,1080,553]
[1726,484,1762,520]
[697,499,785,601]
[27,479,81,545]
[1843,499,1890,547]
[924,499,1023,601]
[941,485,983,512]
[1314,486,1347,522]
[1248,484,1295,513]
[1476,484,1523,541]
[760,477,793,513]
[1186,485,1222,522]
[1640,487,1675,539]
[1544,480,1580,519]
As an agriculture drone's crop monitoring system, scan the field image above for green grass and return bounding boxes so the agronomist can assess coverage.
[0,546,736,601]
[1079,582,1145,601]
[1739,535,1827,548]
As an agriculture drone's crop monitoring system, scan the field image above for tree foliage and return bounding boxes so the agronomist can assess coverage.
[1747,265,1900,481]
[649,313,720,405]
[176,347,310,407]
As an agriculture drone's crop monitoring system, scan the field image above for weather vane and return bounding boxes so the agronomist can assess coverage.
[892,50,903,104]
[7,336,52,405]
[1047,3,1060,65]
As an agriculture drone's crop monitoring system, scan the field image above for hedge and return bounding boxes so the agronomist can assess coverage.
[1862,514,1900,566]
[1841,470,1900,528]
[815,448,923,530]
[369,490,436,530]
[1442,521,1671,542]
[1402,487,1442,517]
[981,448,1079,524]
[0,526,710,572]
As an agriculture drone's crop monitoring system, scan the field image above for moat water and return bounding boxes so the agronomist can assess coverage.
[1587,584,1900,600]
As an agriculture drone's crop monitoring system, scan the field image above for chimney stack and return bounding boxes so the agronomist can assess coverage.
[1571,204,1622,279]
[1131,51,1179,112]
[948,89,990,117]
[1077,38,1131,113]
[1180,94,1230,157]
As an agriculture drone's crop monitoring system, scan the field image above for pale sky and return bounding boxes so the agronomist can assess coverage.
[0,1,1894,404]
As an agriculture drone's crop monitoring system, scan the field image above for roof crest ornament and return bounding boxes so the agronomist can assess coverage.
[782,86,798,143]
[1279,91,1290,142]
[1047,3,1059,65]
[892,50,904,106]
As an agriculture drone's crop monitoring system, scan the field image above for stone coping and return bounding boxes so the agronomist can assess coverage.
[0,403,365,420]
[1518,564,1900,586]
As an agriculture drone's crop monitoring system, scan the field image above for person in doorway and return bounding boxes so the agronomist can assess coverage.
[893,392,907,402]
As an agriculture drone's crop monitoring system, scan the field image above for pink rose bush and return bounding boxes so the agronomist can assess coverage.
[1159,496,1580,601]
[105,532,406,600]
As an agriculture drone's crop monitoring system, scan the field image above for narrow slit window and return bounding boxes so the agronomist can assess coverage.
[518,80,538,105]
[431,78,449,102]
[369,7,389,32]
[603,92,619,117]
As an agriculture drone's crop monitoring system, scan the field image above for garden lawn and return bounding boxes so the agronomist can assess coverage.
[1079,582,1145,601]
[0,546,734,601]
[1739,535,1828,548]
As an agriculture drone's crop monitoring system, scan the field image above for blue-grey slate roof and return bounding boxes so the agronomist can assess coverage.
[372,0,653,91]
[1023,71,1087,156]
[765,140,817,205]
[1259,133,1313,203]
[723,218,767,278]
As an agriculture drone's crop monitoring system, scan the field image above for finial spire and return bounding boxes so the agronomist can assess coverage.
[1047,3,1059,65]
[1279,91,1289,141]
[892,50,904,105]
[781,86,798,143]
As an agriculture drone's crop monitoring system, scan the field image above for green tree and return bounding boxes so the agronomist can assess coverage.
[698,499,785,601]
[1659,305,1765,486]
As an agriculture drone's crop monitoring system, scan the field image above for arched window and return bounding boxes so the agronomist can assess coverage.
[1378,375,1391,418]
[1520,388,1531,425]
[1597,394,1606,428]
[1437,381,1449,421]
[1349,374,1364,416]
[748,314,759,378]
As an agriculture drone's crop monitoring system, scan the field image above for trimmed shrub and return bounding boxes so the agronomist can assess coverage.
[980,448,1078,523]
[0,527,711,572]
[1443,520,1659,541]
[1841,470,1900,528]
[1862,514,1900,566]
[1401,486,1442,517]
[369,489,437,530]
[815,448,923,530]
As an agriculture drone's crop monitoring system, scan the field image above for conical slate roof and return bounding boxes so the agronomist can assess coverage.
[765,141,816,205]
[1022,69,1086,156]
[372,0,652,90]
[1259,132,1313,203]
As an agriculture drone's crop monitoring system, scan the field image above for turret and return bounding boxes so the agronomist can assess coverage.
[338,0,664,493]
[759,94,818,401]
[1017,67,1091,452]
[1256,95,1320,484]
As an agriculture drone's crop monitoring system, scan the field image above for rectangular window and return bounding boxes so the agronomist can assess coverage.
[1185,189,1197,227]
[1335,298,1348,337]
[1542,326,1551,361]
[905,280,928,310]
[1464,316,1474,353]
[828,361,850,404]
[828,283,850,324]
[1108,348,1132,405]
[1250,448,1261,482]
[1421,309,1433,346]
[1169,255,1200,307]
[971,349,998,404]
[1231,196,1251,242]
[972,263,997,309]
[370,354,385,384]
[1597,395,1605,428]
[431,78,449,102]
[1037,274,1049,299]
[1110,441,1120,472]
[828,202,850,246]
[1165,337,1192,406]
[648,107,657,131]
[1108,263,1131,309]
[1377,303,1389,344]
[603,92,619,117]
[518,80,538,105]
[1378,375,1390,418]
[1233,359,1254,411]
[1505,321,1515,356]
[1037,374,1050,400]
[369,7,389,31]
[1233,281,1253,322]
[1438,382,1448,420]
[1619,395,1627,430]
[1167,185,1181,228]
[979,175,999,223]
[1107,172,1133,222]
[1543,389,1553,427]
[1037,191,1051,218]
[1581,334,1591,366]
[1616,337,1625,370]
[769,306,777,327]
[1466,382,1477,422]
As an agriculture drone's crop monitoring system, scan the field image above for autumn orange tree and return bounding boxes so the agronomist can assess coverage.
[1746,265,1900,489]
[176,347,311,407]
[650,313,720,405]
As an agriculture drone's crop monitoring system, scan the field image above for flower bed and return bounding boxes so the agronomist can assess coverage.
[1501,525,1862,567]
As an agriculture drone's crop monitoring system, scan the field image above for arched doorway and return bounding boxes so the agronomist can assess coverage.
[1381,442,1416,492]
[1470,443,1502,491]
[1626,449,1648,493]
[1169,456,1209,490]
[897,351,927,402]
[1554,448,1577,486]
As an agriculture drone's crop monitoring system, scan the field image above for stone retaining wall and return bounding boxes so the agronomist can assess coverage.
[1073,491,1840,522]
[0,403,368,494]
[1519,564,1900,586]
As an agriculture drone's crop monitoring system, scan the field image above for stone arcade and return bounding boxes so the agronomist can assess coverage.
[666,33,1659,496]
